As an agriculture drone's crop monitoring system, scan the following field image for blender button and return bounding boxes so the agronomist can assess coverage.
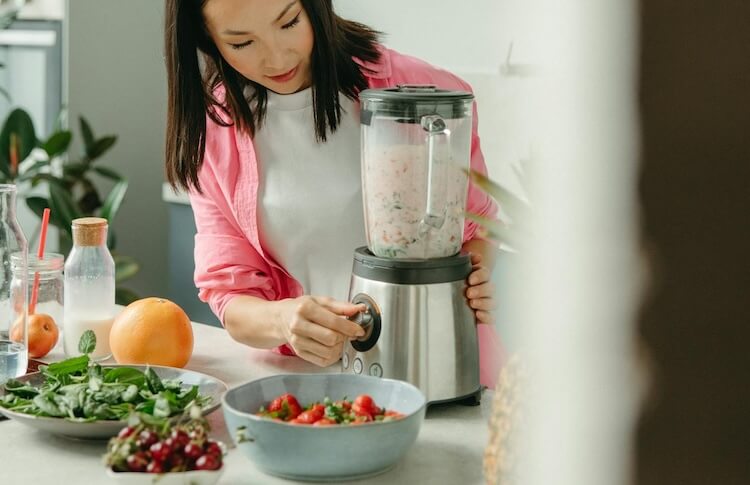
[369,363,383,377]
[353,358,363,374]
[342,352,350,369]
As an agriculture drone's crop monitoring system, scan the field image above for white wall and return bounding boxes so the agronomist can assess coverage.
[65,0,167,297]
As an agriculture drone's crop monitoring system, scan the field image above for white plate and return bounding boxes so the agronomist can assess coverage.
[105,466,224,485]
[0,364,227,440]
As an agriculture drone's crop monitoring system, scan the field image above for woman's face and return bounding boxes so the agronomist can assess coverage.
[203,0,314,94]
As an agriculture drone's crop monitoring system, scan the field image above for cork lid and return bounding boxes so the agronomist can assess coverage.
[72,217,108,246]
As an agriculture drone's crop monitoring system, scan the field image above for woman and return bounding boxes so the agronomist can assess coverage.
[164,0,502,386]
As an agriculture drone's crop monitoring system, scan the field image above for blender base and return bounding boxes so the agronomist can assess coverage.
[425,387,483,409]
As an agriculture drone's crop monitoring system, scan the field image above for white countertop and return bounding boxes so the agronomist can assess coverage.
[1,321,491,484]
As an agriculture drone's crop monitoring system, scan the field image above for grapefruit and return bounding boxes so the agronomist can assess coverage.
[109,297,193,368]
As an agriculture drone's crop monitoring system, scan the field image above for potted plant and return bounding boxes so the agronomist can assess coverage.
[0,107,140,304]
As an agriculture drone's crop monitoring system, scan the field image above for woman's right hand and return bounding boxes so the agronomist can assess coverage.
[276,296,366,367]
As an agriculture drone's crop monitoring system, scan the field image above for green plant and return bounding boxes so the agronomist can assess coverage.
[465,166,531,250]
[0,107,140,304]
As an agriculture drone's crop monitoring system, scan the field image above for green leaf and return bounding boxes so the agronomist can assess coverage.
[465,168,531,223]
[79,116,95,155]
[88,136,117,160]
[79,329,97,355]
[115,287,140,306]
[4,379,40,399]
[93,166,123,181]
[16,160,49,182]
[46,355,90,377]
[26,197,66,229]
[145,367,164,394]
[121,385,139,403]
[114,255,139,283]
[33,393,66,417]
[103,367,146,388]
[153,395,171,419]
[42,131,72,158]
[100,180,128,223]
[49,183,82,237]
[62,161,88,177]
[0,108,37,177]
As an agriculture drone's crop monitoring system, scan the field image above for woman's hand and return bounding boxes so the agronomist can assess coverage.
[277,296,366,367]
[466,253,496,324]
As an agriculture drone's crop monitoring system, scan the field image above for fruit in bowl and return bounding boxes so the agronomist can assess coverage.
[223,374,426,481]
[104,407,225,484]
[256,392,405,425]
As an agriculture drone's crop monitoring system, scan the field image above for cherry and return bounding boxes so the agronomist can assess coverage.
[146,460,164,474]
[149,441,172,463]
[204,441,222,458]
[169,452,186,470]
[136,430,158,449]
[170,429,190,447]
[117,426,136,439]
[126,452,149,472]
[195,454,221,471]
[184,442,203,460]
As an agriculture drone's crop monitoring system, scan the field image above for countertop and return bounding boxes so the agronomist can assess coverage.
[1,320,492,484]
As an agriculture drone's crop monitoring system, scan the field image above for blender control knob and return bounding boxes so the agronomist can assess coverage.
[351,310,373,340]
[348,294,382,353]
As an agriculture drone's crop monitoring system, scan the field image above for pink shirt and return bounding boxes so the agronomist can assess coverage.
[189,47,505,387]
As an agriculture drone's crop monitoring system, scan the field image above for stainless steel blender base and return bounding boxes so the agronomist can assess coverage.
[342,248,481,405]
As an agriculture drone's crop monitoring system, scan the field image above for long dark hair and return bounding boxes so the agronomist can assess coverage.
[164,0,381,192]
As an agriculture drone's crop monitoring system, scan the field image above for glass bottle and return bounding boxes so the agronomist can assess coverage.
[0,184,28,383]
[11,252,64,341]
[63,217,115,360]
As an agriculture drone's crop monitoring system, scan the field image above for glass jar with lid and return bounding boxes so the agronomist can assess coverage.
[11,253,64,345]
[64,217,115,360]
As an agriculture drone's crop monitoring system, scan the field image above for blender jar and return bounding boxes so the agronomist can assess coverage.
[360,85,474,259]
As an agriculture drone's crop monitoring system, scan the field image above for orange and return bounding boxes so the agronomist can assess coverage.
[10,313,59,358]
[109,297,194,368]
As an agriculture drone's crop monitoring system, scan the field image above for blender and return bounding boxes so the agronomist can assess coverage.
[342,85,481,405]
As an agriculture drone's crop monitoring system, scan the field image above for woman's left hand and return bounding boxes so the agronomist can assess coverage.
[466,253,496,324]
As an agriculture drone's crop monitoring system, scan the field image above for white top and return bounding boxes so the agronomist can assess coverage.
[255,88,366,302]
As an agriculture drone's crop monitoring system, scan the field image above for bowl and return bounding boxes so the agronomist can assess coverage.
[105,467,224,485]
[222,373,426,482]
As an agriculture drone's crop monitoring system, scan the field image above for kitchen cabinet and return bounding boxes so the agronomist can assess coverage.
[163,184,220,327]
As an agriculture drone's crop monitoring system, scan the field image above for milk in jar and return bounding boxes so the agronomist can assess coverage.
[63,218,115,360]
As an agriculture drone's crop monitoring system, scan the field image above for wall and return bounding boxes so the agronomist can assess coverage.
[65,0,167,298]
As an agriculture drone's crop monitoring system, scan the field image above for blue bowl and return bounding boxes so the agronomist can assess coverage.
[222,374,426,482]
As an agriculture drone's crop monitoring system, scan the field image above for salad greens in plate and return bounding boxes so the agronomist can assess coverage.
[0,331,226,439]
[0,330,214,422]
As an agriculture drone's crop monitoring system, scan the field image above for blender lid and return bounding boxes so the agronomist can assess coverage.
[360,85,474,123]
[360,84,474,103]
[352,247,472,285]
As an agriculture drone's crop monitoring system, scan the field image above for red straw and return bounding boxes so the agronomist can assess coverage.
[29,208,51,315]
